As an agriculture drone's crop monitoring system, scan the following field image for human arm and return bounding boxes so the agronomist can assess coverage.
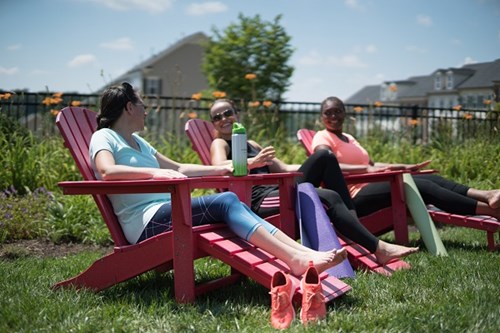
[373,159,432,171]
[94,149,231,181]
[210,138,299,173]
[155,151,232,177]
[313,144,387,173]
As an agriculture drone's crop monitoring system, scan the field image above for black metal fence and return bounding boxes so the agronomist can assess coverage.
[1,91,498,144]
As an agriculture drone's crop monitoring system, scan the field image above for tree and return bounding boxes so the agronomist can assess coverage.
[202,14,294,102]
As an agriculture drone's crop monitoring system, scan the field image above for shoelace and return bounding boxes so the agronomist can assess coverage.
[270,290,291,311]
[302,290,324,311]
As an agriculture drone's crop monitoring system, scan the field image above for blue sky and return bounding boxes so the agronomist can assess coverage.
[1,0,499,102]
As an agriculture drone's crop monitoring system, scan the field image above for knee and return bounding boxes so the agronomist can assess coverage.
[318,189,342,207]
[219,191,240,204]
[312,149,334,159]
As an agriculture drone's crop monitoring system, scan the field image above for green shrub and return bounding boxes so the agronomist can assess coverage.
[46,194,110,245]
[0,187,54,242]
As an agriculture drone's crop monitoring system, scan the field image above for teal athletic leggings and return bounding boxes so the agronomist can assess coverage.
[137,191,277,244]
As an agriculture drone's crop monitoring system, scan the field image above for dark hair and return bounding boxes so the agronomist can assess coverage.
[320,96,345,113]
[211,99,240,113]
[97,82,139,130]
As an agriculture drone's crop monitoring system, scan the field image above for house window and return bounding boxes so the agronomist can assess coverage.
[434,72,442,90]
[446,71,453,90]
[144,77,161,95]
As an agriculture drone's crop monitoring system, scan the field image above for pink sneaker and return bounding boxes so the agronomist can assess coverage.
[300,262,326,325]
[269,270,296,330]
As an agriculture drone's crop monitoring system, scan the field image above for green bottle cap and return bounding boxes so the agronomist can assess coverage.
[232,122,246,134]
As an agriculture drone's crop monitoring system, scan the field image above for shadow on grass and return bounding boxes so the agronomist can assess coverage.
[95,265,361,315]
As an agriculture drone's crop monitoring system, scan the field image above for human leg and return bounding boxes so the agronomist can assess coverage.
[196,192,348,276]
[413,177,500,218]
[297,150,355,210]
[352,182,392,217]
[415,174,500,211]
[315,188,418,263]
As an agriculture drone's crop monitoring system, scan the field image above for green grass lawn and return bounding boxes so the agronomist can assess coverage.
[1,227,499,333]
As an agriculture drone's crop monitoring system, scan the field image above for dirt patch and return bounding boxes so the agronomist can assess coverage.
[0,239,112,260]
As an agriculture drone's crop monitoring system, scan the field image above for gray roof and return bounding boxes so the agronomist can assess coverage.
[347,58,500,103]
[345,85,380,104]
[396,75,434,98]
[456,58,500,89]
[108,32,209,84]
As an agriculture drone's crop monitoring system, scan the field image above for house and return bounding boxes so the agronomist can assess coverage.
[346,59,500,109]
[105,32,209,97]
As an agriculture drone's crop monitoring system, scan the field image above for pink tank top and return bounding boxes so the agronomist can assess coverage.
[312,130,371,197]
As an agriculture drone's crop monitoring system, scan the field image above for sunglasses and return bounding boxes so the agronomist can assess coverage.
[211,109,236,122]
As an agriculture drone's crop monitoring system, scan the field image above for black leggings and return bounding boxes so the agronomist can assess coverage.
[354,174,473,217]
[255,150,379,252]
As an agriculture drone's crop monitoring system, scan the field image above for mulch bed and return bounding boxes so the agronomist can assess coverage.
[0,239,112,260]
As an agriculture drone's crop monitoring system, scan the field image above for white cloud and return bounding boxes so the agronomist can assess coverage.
[7,44,21,51]
[100,37,133,50]
[186,2,227,16]
[89,0,174,13]
[67,54,97,68]
[365,44,377,54]
[327,54,367,68]
[297,50,322,66]
[298,51,367,68]
[405,45,427,53]
[416,14,432,27]
[0,66,19,75]
[32,69,51,75]
[460,57,478,66]
[344,0,364,10]
[451,38,462,46]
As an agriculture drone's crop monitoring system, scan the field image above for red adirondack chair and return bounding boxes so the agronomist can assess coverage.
[297,128,500,251]
[185,118,412,275]
[52,106,351,304]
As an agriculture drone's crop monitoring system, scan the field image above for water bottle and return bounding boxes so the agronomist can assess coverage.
[231,122,248,176]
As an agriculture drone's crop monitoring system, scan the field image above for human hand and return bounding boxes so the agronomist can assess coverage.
[216,164,233,175]
[250,146,276,169]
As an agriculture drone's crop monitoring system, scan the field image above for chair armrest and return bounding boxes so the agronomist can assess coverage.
[344,170,405,184]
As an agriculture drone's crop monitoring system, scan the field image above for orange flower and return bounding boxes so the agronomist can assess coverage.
[42,97,63,105]
[50,109,60,117]
[483,99,492,105]
[191,92,202,101]
[0,93,12,100]
[408,119,419,126]
[212,91,226,99]
[248,101,260,108]
[389,84,398,92]
[374,101,383,107]
[71,100,81,107]
[262,100,273,108]
[463,113,473,120]
[353,106,364,113]
[52,92,63,98]
[188,112,198,119]
[452,104,462,111]
[245,73,257,80]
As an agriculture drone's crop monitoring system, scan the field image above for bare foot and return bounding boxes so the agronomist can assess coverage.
[375,241,419,265]
[289,248,348,276]
[488,190,500,209]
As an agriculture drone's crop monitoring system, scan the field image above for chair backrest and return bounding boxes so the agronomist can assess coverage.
[185,118,218,165]
[296,128,316,156]
[56,106,130,246]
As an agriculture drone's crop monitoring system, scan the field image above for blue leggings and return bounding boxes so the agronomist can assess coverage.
[137,192,278,243]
